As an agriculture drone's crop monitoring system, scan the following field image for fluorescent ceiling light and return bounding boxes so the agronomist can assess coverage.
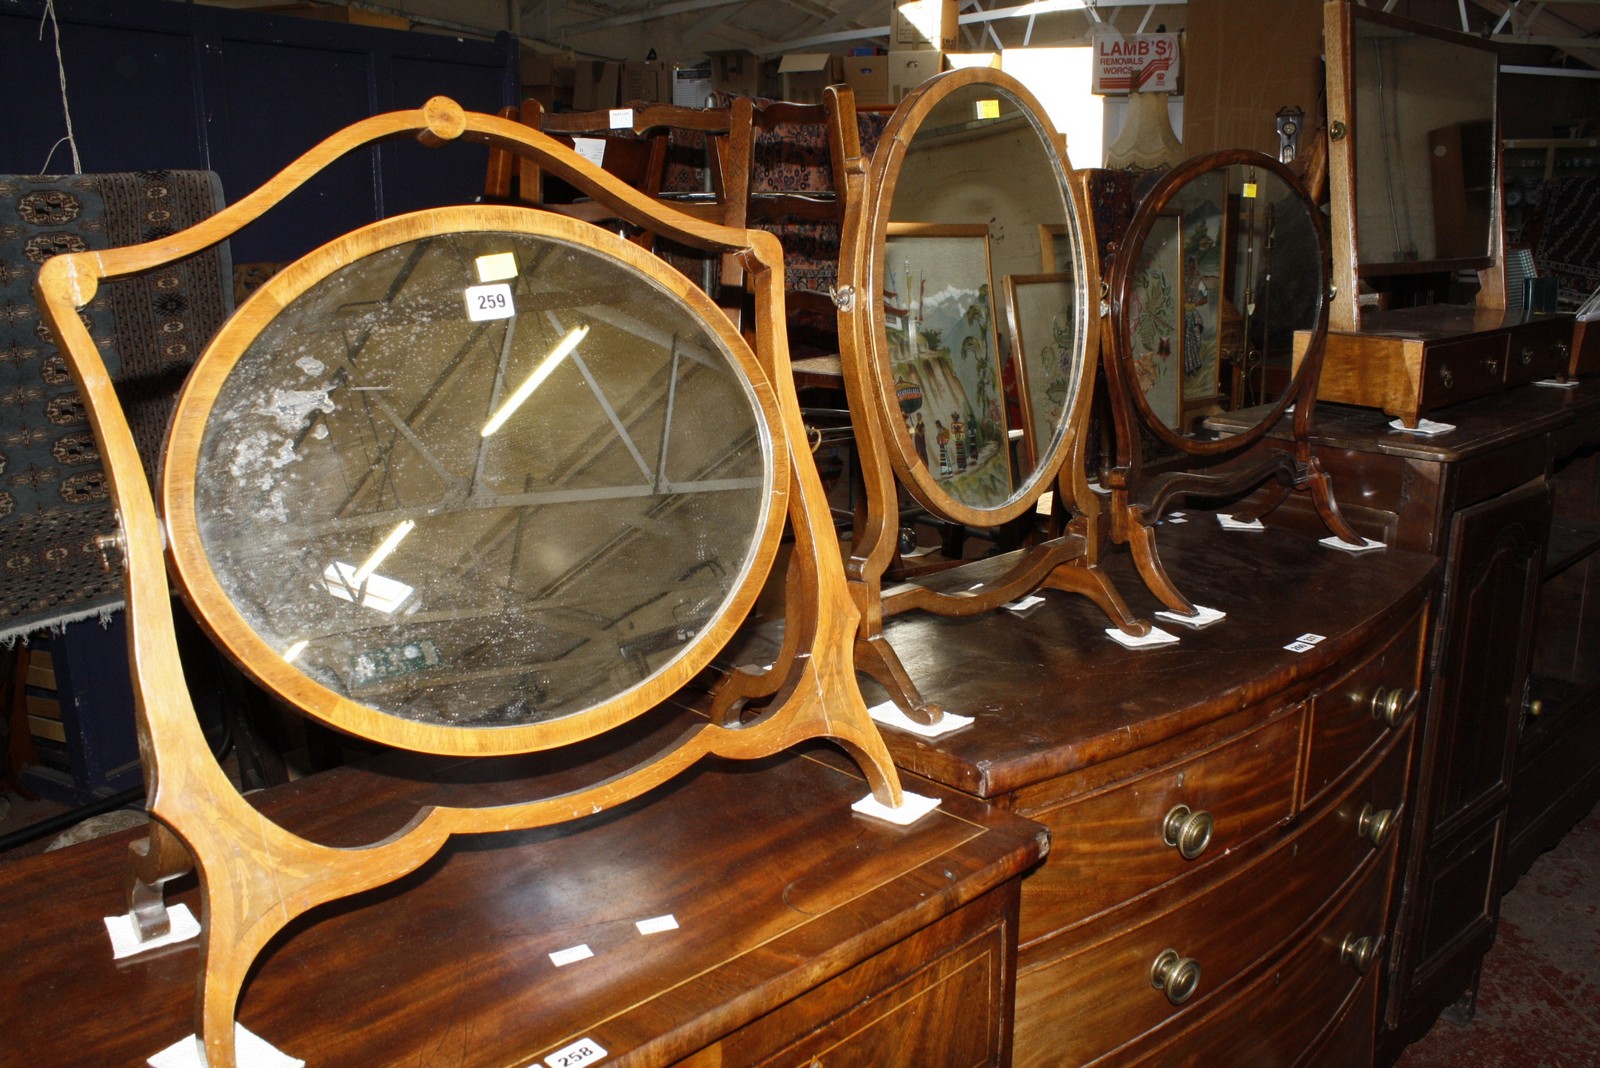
[481,324,591,437]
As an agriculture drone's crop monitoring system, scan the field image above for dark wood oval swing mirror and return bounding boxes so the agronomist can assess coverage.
[835,67,1146,726]
[1104,149,1366,617]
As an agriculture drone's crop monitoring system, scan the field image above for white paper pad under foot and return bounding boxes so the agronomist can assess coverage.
[1154,604,1227,629]
[1105,625,1179,648]
[148,1025,303,1068]
[1534,378,1580,389]
[1216,513,1265,531]
[853,790,942,825]
[869,700,974,738]
[1321,535,1387,554]
[1389,417,1455,435]
[105,903,201,960]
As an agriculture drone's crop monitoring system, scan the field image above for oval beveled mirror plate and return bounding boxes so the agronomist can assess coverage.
[1120,157,1324,441]
[870,71,1089,522]
[173,213,777,735]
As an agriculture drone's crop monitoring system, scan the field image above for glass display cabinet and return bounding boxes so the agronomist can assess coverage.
[34,97,907,1068]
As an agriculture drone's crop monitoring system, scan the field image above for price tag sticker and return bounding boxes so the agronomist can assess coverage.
[545,1036,608,1068]
[464,282,515,322]
[572,136,607,166]
[474,251,517,283]
[1243,181,1259,198]
[1296,633,1327,645]
[1284,640,1316,653]
[608,107,633,129]
[636,914,679,935]
[975,98,1000,120]
[549,943,594,967]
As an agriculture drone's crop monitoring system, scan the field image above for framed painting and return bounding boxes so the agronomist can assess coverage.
[1126,211,1183,430]
[884,221,1013,507]
[1002,272,1077,468]
[1179,192,1230,411]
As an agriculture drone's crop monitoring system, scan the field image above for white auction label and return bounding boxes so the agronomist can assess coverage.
[464,282,515,322]
[545,1036,607,1068]
[474,251,517,282]
[571,136,606,166]
[608,107,633,129]
[635,914,679,935]
[549,943,594,967]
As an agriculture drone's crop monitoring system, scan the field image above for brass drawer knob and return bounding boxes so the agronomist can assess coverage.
[1439,366,1455,389]
[1357,803,1395,849]
[1520,346,1535,367]
[1483,357,1500,376]
[1151,948,1202,1006]
[1340,933,1379,975]
[1368,687,1412,728]
[1162,804,1214,861]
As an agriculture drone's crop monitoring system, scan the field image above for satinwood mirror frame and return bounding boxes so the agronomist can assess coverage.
[818,67,1146,726]
[34,98,904,1068]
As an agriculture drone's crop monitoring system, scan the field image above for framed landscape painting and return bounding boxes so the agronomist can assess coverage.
[883,222,1013,506]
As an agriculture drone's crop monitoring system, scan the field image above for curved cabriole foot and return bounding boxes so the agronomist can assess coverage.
[854,633,944,727]
[1043,558,1154,635]
[1227,476,1292,525]
[1125,521,1197,618]
[1306,458,1367,545]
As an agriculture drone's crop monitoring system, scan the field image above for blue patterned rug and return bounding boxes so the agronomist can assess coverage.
[0,171,231,643]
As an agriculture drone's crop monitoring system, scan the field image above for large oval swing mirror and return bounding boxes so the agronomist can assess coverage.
[1110,150,1328,454]
[164,207,785,754]
[861,68,1092,527]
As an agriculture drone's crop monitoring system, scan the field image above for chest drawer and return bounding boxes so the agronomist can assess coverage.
[1417,334,1509,410]
[1016,709,1301,943]
[1125,844,1390,1067]
[1302,606,1426,810]
[1013,726,1410,1067]
[1504,319,1572,386]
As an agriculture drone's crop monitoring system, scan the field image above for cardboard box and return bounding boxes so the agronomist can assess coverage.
[708,49,762,97]
[888,49,944,103]
[778,53,842,105]
[620,60,673,104]
[891,0,957,52]
[573,60,621,111]
[521,48,576,89]
[842,56,890,106]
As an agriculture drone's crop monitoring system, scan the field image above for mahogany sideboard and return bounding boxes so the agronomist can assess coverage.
[1219,377,1600,1063]
[860,520,1439,1065]
[0,717,1045,1067]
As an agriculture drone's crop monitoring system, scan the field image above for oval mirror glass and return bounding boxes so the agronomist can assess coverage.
[867,71,1089,522]
[170,212,780,740]
[1118,157,1325,442]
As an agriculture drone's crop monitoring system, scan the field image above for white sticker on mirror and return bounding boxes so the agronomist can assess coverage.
[475,252,517,283]
[465,282,515,322]
[608,107,633,129]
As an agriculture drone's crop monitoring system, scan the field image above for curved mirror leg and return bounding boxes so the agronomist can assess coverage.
[1043,558,1154,635]
[1127,521,1198,617]
[854,634,944,726]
